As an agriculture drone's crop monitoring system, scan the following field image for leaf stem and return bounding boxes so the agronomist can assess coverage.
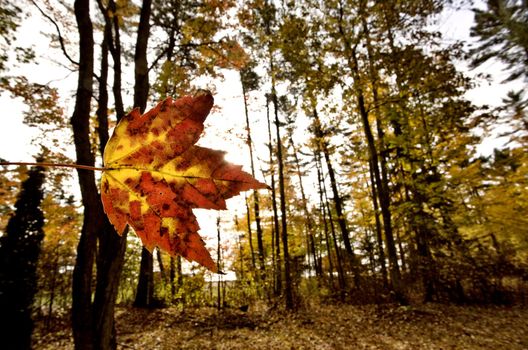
[0,161,106,172]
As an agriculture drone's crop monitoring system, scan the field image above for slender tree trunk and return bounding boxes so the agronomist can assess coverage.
[271,88,293,309]
[289,136,321,277]
[266,96,281,296]
[133,0,154,308]
[245,194,256,270]
[317,154,347,296]
[356,84,402,298]
[334,0,404,299]
[176,256,183,289]
[362,17,391,290]
[95,15,109,158]
[316,157,336,291]
[70,1,98,348]
[109,0,124,119]
[93,219,127,350]
[156,249,167,287]
[348,44,402,299]
[237,233,245,280]
[92,4,128,346]
[47,248,59,330]
[241,77,266,277]
[312,110,361,287]
[367,160,389,288]
[217,217,222,309]
[134,248,154,307]
[169,257,176,299]
[262,0,288,302]
[395,227,407,273]
[133,0,151,112]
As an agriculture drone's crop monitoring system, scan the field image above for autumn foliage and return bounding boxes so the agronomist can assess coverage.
[101,91,267,272]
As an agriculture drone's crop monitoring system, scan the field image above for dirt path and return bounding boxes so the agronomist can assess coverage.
[33,303,528,349]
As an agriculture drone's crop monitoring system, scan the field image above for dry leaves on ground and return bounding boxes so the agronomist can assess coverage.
[33,303,528,349]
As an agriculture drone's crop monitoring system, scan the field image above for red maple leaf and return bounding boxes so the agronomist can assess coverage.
[100,91,267,272]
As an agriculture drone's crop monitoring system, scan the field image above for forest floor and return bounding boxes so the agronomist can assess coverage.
[33,302,528,349]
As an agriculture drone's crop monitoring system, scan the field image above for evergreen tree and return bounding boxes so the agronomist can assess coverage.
[0,165,46,350]
[470,0,528,82]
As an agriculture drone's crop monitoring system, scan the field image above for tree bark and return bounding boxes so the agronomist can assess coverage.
[271,88,293,309]
[241,75,266,278]
[92,2,128,346]
[169,257,176,299]
[367,159,389,289]
[315,156,336,291]
[216,217,222,309]
[156,249,167,287]
[70,0,98,348]
[95,15,109,158]
[134,248,154,307]
[93,219,127,349]
[265,96,281,296]
[133,0,154,308]
[245,195,257,270]
[134,0,151,112]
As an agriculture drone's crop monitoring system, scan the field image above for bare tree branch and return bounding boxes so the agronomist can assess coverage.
[30,0,79,66]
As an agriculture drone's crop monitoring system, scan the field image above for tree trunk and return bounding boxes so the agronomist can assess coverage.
[176,256,183,289]
[216,217,222,309]
[347,41,402,299]
[93,219,127,349]
[156,248,167,287]
[362,17,390,290]
[241,76,266,278]
[109,0,125,119]
[133,0,151,112]
[289,136,321,277]
[312,110,361,288]
[70,1,98,348]
[367,159,389,289]
[355,81,402,299]
[169,257,176,299]
[265,96,281,296]
[271,88,293,309]
[134,248,154,307]
[133,0,154,308]
[317,154,346,296]
[245,195,257,270]
[46,248,59,330]
[92,3,129,346]
[316,157,336,291]
[95,14,109,158]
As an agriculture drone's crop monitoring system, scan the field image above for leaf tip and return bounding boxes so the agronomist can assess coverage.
[190,89,214,123]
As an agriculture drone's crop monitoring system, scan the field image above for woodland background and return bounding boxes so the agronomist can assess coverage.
[0,0,527,349]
